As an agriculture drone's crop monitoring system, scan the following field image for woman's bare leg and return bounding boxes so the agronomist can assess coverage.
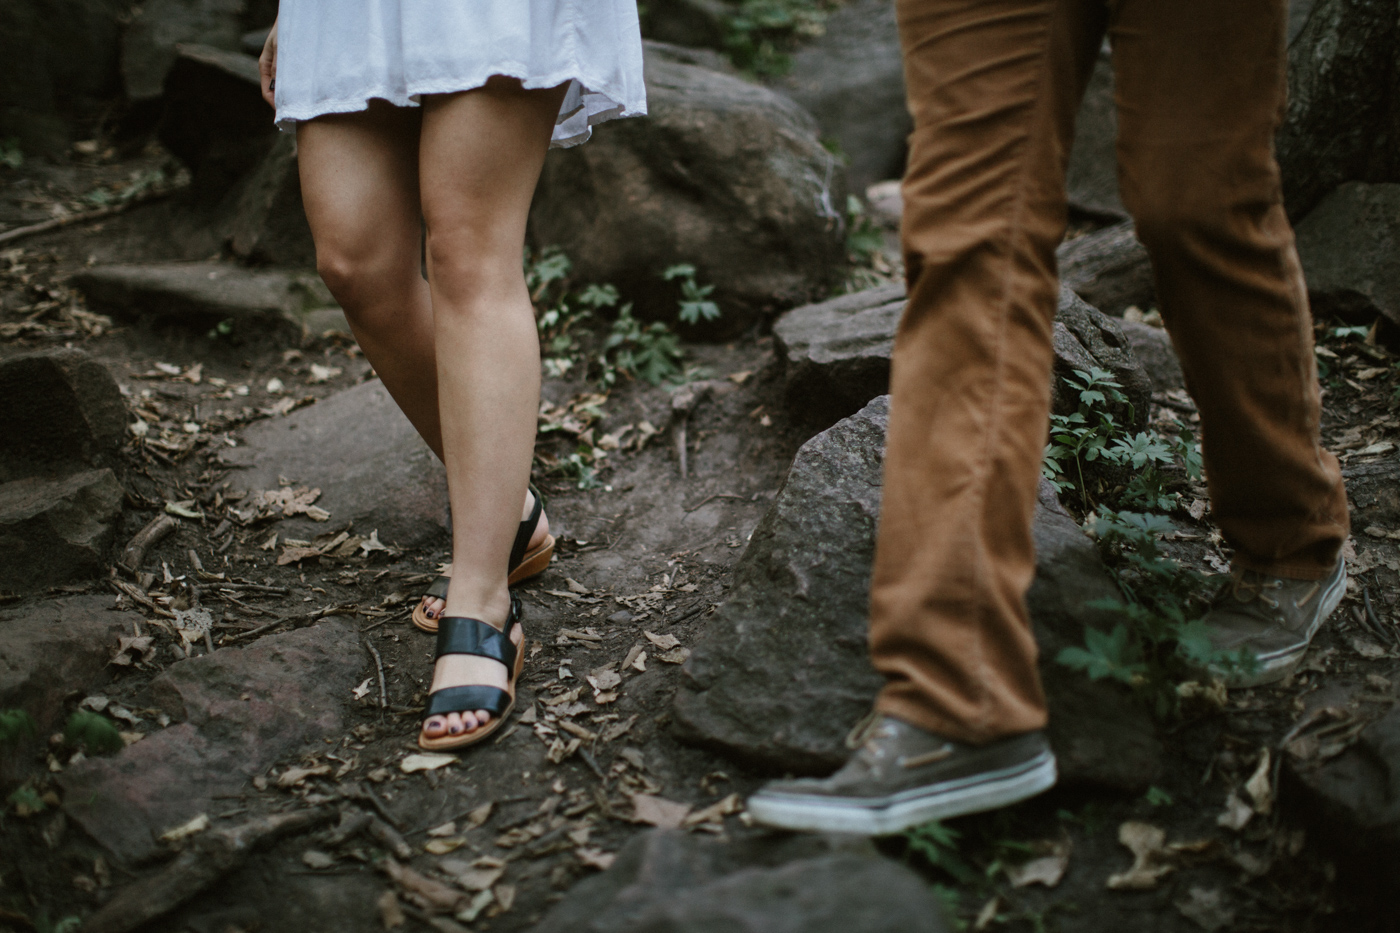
[297,101,548,626]
[418,77,567,740]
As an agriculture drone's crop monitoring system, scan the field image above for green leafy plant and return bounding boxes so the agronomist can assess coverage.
[1057,509,1255,720]
[1143,785,1173,807]
[721,0,831,75]
[663,264,721,326]
[601,304,684,386]
[64,710,124,756]
[0,709,36,749]
[902,820,978,884]
[1042,367,1134,508]
[0,137,22,170]
[845,195,885,265]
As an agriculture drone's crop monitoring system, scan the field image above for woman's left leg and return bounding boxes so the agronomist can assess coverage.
[417,77,567,741]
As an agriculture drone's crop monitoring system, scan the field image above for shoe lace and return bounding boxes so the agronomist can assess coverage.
[844,709,882,750]
[1227,568,1320,612]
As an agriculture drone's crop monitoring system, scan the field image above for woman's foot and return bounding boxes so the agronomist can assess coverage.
[418,489,549,623]
[420,597,524,741]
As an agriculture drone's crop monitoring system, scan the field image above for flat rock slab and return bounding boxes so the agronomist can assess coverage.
[672,396,1160,789]
[71,262,338,344]
[0,595,137,733]
[60,620,363,864]
[0,348,127,482]
[1285,704,1400,872]
[1056,220,1154,316]
[775,282,1153,431]
[534,829,951,933]
[219,379,447,548]
[0,469,124,592]
[1295,182,1400,328]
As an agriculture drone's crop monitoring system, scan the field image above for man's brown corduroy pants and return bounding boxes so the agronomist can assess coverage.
[869,0,1351,745]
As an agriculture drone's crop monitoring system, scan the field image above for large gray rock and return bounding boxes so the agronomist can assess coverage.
[1119,319,1185,394]
[534,830,951,933]
[224,133,317,266]
[0,470,124,592]
[0,348,127,483]
[641,0,731,50]
[773,282,1152,430]
[157,44,279,205]
[1277,0,1400,220]
[1053,287,1153,429]
[1065,47,1125,220]
[672,396,1161,789]
[770,0,908,195]
[60,620,362,863]
[1295,182,1400,328]
[0,596,136,733]
[72,261,338,343]
[1057,220,1155,316]
[1341,457,1400,528]
[0,0,124,156]
[529,45,847,336]
[122,0,246,101]
[1285,704,1400,874]
[219,380,447,548]
[772,282,903,426]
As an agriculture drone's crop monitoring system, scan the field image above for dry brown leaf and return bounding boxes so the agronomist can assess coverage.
[643,631,680,650]
[547,737,582,764]
[577,847,616,870]
[656,647,691,665]
[682,793,742,828]
[630,793,691,829]
[600,715,638,743]
[380,857,466,913]
[463,802,493,830]
[445,856,505,892]
[109,635,156,667]
[1106,822,1175,890]
[424,838,467,855]
[588,669,622,692]
[457,889,494,924]
[1007,854,1068,889]
[158,813,209,844]
[301,849,335,869]
[378,889,406,929]
[1174,886,1235,932]
[277,764,331,788]
[973,897,1000,931]
[1216,792,1253,831]
[277,545,323,566]
[494,883,516,912]
[1243,749,1273,815]
[400,753,455,774]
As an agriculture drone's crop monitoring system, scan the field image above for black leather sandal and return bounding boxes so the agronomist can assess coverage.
[412,485,555,633]
[418,594,524,750]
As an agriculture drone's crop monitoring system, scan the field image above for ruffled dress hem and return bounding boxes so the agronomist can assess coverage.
[274,70,640,148]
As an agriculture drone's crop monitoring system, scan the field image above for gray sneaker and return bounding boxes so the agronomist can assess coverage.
[1199,557,1346,689]
[746,715,1057,835]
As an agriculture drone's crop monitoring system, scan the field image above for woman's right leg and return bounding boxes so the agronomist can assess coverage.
[297,102,548,619]
[297,101,442,452]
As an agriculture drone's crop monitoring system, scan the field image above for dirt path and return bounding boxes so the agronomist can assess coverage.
[4,150,1400,933]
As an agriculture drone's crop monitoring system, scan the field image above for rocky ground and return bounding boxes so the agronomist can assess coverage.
[3,138,1400,933]
[3,0,1400,929]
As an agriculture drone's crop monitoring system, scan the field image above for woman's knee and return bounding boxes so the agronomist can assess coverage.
[314,239,416,316]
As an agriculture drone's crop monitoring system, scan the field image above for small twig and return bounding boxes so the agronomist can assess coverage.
[213,592,275,617]
[108,578,176,619]
[226,617,287,642]
[0,185,184,247]
[363,638,388,712]
[117,514,179,575]
[1363,586,1398,646]
[577,746,607,782]
[682,492,750,513]
[674,416,689,479]
[210,582,292,596]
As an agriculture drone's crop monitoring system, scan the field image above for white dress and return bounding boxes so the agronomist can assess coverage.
[273,0,646,147]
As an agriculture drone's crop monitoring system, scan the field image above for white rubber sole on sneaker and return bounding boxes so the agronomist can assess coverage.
[746,751,1058,836]
[1218,560,1348,689]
